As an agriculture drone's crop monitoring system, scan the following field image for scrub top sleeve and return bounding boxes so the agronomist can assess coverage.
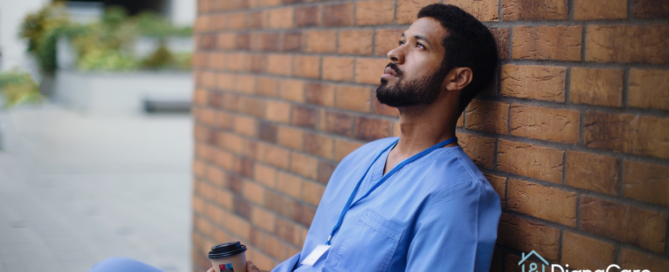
[271,252,301,272]
[405,180,487,272]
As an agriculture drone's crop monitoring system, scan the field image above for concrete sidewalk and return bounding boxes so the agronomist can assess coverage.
[0,104,193,272]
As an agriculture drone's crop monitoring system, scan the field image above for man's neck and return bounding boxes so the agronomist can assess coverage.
[392,104,459,159]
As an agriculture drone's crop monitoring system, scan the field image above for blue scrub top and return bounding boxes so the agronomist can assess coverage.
[272,137,502,272]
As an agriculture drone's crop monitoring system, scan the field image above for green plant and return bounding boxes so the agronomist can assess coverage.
[19,2,70,75]
[0,69,43,108]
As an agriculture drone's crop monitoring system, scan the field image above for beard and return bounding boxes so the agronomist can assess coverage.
[376,63,448,108]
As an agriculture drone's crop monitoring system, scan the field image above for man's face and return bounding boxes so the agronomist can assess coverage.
[376,17,449,108]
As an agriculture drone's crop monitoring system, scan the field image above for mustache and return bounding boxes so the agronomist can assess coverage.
[386,63,403,77]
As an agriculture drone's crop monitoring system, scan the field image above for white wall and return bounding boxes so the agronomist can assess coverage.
[168,0,196,27]
[0,0,50,79]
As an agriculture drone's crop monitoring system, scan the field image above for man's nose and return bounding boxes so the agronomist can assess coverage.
[387,46,405,64]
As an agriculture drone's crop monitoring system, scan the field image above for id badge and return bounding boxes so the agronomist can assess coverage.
[300,245,331,266]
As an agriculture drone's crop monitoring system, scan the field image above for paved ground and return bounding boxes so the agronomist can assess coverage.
[0,104,193,272]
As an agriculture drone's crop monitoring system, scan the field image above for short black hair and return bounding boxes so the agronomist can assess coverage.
[417,4,498,113]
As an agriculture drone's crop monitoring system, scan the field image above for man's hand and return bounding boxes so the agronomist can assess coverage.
[206,261,267,272]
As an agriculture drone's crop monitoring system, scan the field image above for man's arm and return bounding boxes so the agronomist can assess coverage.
[405,179,501,272]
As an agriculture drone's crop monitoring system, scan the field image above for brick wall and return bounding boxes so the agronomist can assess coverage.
[191,0,669,271]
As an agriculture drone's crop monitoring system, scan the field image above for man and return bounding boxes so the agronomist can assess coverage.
[228,3,501,272]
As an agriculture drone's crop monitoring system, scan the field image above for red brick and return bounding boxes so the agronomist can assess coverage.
[456,133,496,169]
[226,53,248,72]
[580,195,667,253]
[575,0,627,20]
[623,160,669,207]
[338,30,373,55]
[295,6,321,27]
[444,0,500,21]
[501,0,569,20]
[318,160,337,184]
[263,235,289,260]
[500,65,566,102]
[255,0,280,8]
[290,152,319,180]
[247,54,267,73]
[509,104,580,143]
[583,112,669,159]
[497,213,561,261]
[289,201,316,227]
[323,3,354,27]
[305,30,337,53]
[254,164,277,189]
[227,13,246,30]
[629,69,669,111]
[235,33,250,50]
[292,106,318,129]
[512,25,582,61]
[335,139,363,162]
[396,0,441,24]
[279,79,305,102]
[243,180,265,205]
[265,145,290,169]
[375,28,404,56]
[354,116,393,141]
[216,73,235,91]
[245,98,266,118]
[322,57,355,82]
[281,32,302,52]
[565,151,620,195]
[253,33,279,51]
[570,67,623,107]
[265,100,291,123]
[562,232,616,270]
[507,179,577,226]
[275,218,303,247]
[277,126,303,151]
[267,54,293,76]
[464,99,509,135]
[269,7,293,29]
[619,247,669,272]
[258,121,277,143]
[633,0,669,18]
[304,132,334,159]
[497,140,564,183]
[335,85,371,112]
[305,83,335,107]
[303,180,325,206]
[251,206,275,232]
[293,55,320,79]
[246,11,265,29]
[322,110,354,137]
[586,25,669,64]
[489,28,511,60]
[277,171,303,199]
[355,58,388,85]
[356,0,395,26]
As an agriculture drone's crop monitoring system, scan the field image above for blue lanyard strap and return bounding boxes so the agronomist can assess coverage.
[325,137,458,245]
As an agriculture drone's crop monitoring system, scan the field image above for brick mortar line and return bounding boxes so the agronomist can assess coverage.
[480,167,669,214]
[456,126,669,167]
[500,209,669,262]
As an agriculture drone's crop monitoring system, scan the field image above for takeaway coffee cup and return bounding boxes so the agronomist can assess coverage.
[208,241,247,272]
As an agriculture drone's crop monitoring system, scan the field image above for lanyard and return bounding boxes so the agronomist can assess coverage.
[325,137,458,245]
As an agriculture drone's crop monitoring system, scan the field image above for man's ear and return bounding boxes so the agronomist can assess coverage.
[444,67,473,92]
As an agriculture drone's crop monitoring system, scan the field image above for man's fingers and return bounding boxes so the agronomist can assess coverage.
[246,261,261,272]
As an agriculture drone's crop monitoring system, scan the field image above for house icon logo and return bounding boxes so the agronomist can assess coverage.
[518,250,549,272]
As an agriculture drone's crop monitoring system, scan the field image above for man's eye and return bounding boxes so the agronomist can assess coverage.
[416,42,425,49]
[399,40,405,46]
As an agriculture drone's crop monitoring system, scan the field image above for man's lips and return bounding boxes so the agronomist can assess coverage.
[381,66,398,78]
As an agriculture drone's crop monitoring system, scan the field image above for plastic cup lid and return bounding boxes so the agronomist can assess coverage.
[208,241,247,259]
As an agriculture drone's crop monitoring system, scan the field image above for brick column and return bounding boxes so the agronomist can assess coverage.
[191,0,669,271]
